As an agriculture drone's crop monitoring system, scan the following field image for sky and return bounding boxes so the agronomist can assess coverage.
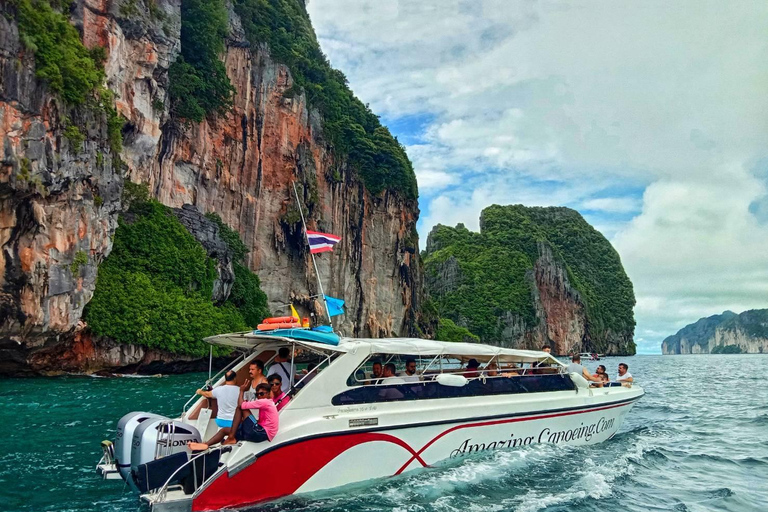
[306,0,768,354]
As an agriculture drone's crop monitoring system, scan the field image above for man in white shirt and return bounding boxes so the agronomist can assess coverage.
[402,358,420,382]
[617,363,633,386]
[192,370,240,447]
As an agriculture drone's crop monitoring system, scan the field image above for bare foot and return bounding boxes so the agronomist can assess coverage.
[187,442,209,451]
[222,437,238,445]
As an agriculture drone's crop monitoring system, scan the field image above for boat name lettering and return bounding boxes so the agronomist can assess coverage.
[449,416,615,457]
[338,405,377,414]
[538,417,614,444]
[349,418,378,428]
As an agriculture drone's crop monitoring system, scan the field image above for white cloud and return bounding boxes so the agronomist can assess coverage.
[307,0,768,352]
[581,197,642,214]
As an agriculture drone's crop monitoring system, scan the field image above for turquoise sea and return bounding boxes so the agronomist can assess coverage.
[2,355,767,512]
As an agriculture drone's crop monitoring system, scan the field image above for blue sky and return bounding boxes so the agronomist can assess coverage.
[307,0,768,354]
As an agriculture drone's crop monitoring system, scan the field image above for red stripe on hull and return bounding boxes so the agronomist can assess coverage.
[192,401,634,511]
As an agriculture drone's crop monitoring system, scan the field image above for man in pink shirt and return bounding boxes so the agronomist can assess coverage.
[223,382,279,444]
[268,374,291,411]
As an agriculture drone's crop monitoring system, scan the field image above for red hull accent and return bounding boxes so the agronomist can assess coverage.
[192,401,634,511]
[192,433,416,511]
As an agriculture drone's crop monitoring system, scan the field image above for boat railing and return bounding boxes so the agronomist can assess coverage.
[181,351,247,417]
[149,446,229,504]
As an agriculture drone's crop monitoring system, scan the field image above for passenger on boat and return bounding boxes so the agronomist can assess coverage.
[378,363,405,400]
[269,348,294,393]
[370,360,383,380]
[590,372,611,388]
[617,363,633,386]
[593,364,607,379]
[383,363,398,378]
[244,360,268,401]
[188,371,240,449]
[464,358,481,378]
[486,362,519,377]
[223,383,279,445]
[566,354,602,383]
[268,374,291,411]
[402,358,419,382]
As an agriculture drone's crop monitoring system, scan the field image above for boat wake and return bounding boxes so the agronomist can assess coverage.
[254,431,654,512]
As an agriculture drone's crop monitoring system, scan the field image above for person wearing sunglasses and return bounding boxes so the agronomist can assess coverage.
[268,374,291,411]
[224,382,279,445]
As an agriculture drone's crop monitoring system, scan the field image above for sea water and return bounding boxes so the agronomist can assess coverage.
[1,355,767,512]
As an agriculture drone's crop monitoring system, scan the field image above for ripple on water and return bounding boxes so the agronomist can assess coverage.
[3,356,768,512]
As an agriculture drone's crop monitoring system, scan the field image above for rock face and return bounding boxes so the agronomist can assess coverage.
[0,0,424,374]
[0,6,122,374]
[424,205,636,355]
[662,310,768,354]
[171,204,234,303]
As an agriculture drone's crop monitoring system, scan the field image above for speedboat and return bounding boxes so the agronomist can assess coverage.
[96,330,644,511]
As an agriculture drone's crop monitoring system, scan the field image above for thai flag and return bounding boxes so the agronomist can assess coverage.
[306,230,341,254]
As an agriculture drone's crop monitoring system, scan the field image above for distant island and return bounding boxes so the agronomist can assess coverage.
[661,309,768,354]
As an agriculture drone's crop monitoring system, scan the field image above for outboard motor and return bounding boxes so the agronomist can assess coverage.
[114,412,165,483]
[129,418,201,492]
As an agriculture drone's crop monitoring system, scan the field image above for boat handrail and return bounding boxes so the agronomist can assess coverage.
[150,446,229,503]
[366,366,566,387]
[182,350,248,417]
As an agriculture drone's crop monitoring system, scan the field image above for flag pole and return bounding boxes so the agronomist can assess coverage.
[292,181,333,325]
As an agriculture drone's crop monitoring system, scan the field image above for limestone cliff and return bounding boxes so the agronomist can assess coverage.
[424,205,636,355]
[662,310,768,354]
[0,0,424,375]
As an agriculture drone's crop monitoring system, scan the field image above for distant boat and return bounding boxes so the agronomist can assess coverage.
[96,331,644,511]
[579,352,601,361]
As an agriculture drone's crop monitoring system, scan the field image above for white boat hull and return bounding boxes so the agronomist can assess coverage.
[190,394,640,511]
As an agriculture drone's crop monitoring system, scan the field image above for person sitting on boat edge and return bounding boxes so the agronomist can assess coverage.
[566,354,602,384]
[188,371,240,449]
[402,358,420,382]
[268,374,291,411]
[203,383,277,447]
[617,363,633,387]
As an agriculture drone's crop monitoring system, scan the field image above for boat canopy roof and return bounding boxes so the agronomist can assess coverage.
[204,332,560,365]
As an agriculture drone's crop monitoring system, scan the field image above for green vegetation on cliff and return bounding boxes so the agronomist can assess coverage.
[711,344,743,354]
[424,205,635,349]
[168,0,234,121]
[85,198,269,357]
[231,0,418,199]
[10,0,125,155]
[436,318,480,343]
[13,0,104,104]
